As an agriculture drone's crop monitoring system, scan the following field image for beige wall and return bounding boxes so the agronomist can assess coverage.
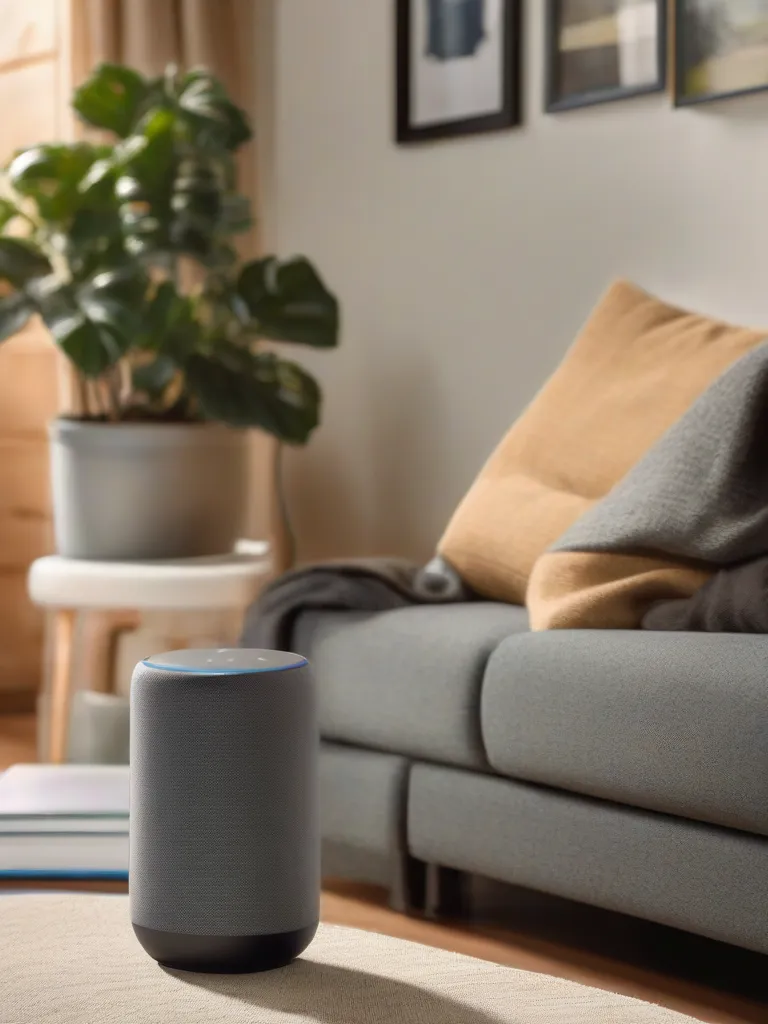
[267,0,768,564]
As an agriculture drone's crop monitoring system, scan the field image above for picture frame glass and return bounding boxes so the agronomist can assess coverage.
[409,0,507,129]
[549,0,664,109]
[677,0,768,103]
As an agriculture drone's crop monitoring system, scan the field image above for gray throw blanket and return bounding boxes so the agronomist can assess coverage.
[242,556,471,649]
[644,557,768,632]
[635,341,768,631]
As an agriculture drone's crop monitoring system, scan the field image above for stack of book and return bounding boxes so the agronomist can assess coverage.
[0,764,128,889]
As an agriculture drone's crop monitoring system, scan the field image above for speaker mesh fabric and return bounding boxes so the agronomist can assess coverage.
[130,662,319,936]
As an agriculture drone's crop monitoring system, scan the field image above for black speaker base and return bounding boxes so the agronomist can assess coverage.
[133,921,318,974]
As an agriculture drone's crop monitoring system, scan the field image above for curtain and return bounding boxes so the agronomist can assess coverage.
[67,0,289,569]
[72,0,257,250]
[76,0,250,93]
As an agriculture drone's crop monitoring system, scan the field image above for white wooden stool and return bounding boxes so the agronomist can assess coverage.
[27,542,272,763]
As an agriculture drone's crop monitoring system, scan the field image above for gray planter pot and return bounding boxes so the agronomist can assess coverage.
[49,420,248,560]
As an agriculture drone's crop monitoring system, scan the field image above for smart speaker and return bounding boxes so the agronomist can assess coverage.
[130,648,319,973]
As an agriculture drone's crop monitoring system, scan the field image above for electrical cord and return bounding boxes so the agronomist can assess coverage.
[274,442,296,569]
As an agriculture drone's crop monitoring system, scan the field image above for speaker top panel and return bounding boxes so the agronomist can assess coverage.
[142,648,308,675]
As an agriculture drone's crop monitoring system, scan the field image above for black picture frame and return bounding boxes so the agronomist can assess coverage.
[545,0,667,113]
[395,0,522,144]
[674,0,768,107]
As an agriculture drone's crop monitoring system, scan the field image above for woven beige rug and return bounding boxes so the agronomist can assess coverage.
[1,895,699,1023]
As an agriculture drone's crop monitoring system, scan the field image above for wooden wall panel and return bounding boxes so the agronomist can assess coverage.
[0,59,58,157]
[0,438,51,520]
[0,573,48,693]
[0,330,58,696]
[0,0,56,66]
[0,9,63,698]
[0,327,59,434]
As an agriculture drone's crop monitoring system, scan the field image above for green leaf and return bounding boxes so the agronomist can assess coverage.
[77,293,135,337]
[10,145,65,184]
[124,235,157,258]
[77,137,149,199]
[88,265,148,306]
[0,198,22,232]
[9,143,108,220]
[169,221,211,258]
[237,256,339,348]
[77,158,114,197]
[143,280,179,339]
[76,265,148,339]
[171,187,220,221]
[48,312,124,377]
[72,62,150,137]
[177,71,252,151]
[0,238,52,286]
[132,355,177,397]
[236,256,270,307]
[8,142,102,186]
[68,208,122,246]
[66,237,131,282]
[123,107,177,192]
[140,281,200,358]
[0,292,34,341]
[200,243,238,272]
[218,194,252,235]
[115,176,145,201]
[33,267,143,374]
[25,273,74,318]
[185,347,321,444]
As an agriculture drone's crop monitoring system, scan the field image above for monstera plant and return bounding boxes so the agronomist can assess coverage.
[0,63,339,560]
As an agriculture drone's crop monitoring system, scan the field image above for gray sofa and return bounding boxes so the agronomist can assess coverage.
[293,603,768,956]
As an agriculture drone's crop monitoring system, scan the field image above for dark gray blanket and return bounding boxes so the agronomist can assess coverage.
[241,556,471,650]
[644,557,768,633]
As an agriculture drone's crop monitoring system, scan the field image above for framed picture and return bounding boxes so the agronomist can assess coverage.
[675,0,768,106]
[395,0,522,143]
[546,0,667,112]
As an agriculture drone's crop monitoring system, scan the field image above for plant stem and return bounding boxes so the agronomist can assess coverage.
[274,442,296,569]
[105,369,121,422]
[74,372,89,418]
[86,380,105,419]
[169,254,181,291]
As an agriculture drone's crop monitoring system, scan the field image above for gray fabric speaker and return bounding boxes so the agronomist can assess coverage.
[130,648,319,973]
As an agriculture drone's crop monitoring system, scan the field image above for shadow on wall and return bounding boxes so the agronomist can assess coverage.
[284,352,448,565]
[285,439,371,564]
[367,349,449,562]
[679,84,768,124]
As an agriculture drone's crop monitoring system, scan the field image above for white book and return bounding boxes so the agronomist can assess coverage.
[0,764,129,834]
[0,832,128,877]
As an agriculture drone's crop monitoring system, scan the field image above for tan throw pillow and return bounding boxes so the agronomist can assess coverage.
[438,280,767,605]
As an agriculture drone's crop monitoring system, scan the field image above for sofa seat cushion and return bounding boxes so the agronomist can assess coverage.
[481,631,768,837]
[293,603,527,769]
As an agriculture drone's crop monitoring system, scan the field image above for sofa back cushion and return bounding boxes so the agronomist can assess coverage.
[438,280,766,604]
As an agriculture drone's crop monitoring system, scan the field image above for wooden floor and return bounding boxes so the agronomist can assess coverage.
[0,712,36,769]
[1,714,765,1023]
